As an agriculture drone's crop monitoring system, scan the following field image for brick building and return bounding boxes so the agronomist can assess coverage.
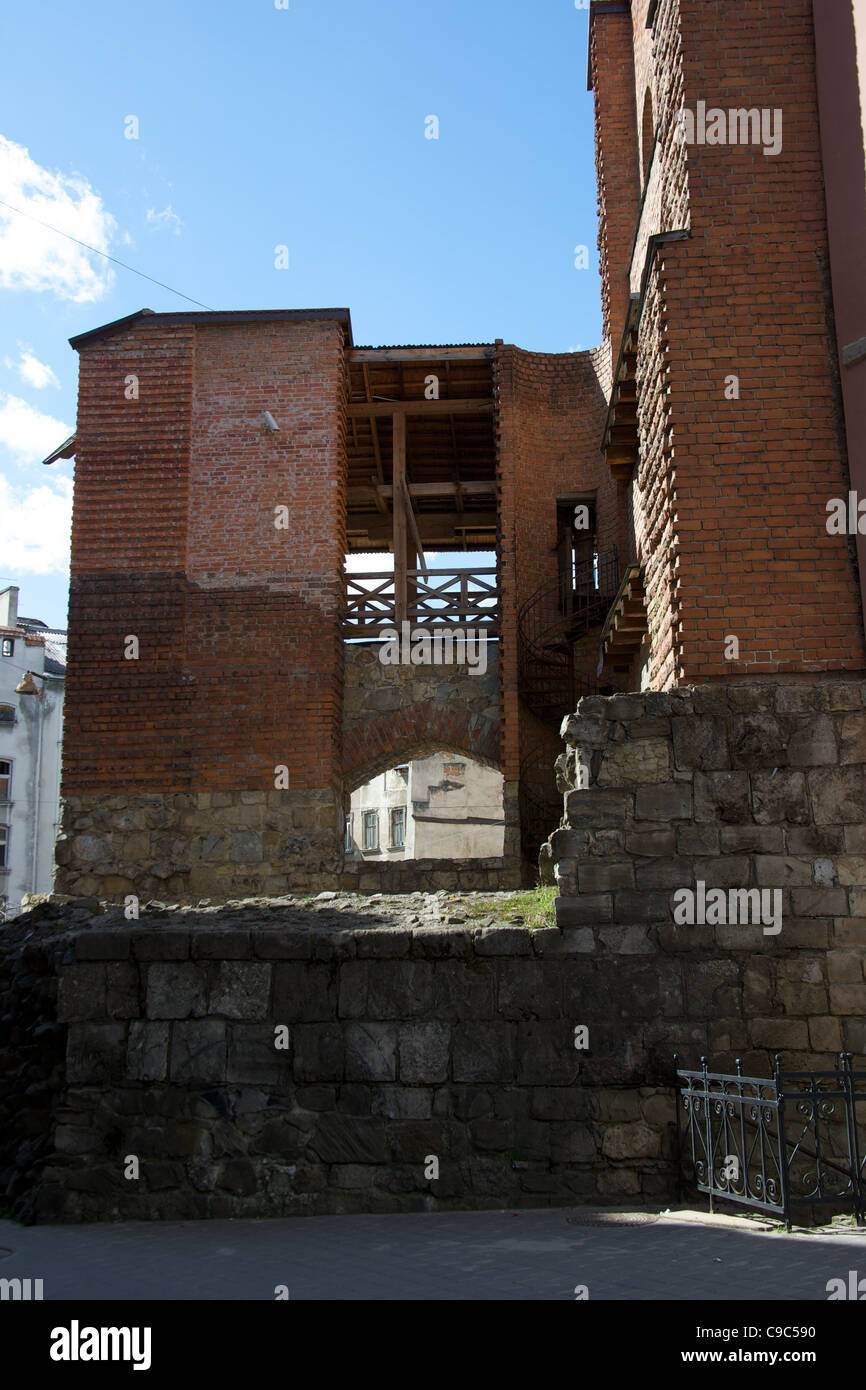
[51,0,865,902]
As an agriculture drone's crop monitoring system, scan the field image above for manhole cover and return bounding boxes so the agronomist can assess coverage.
[566,1209,660,1227]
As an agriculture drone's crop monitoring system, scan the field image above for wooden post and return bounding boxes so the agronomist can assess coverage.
[393,412,407,626]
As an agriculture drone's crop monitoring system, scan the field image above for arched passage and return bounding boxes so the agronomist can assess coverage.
[343,700,500,793]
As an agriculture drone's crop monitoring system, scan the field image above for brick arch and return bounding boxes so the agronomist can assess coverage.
[343,700,501,793]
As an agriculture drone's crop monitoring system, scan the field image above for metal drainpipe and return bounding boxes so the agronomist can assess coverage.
[30,681,45,896]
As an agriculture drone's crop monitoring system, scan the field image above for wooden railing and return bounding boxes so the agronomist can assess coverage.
[344,568,499,636]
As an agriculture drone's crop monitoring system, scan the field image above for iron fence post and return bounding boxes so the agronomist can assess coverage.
[673,1053,682,1205]
[841,1052,865,1226]
[701,1056,714,1215]
[774,1053,792,1231]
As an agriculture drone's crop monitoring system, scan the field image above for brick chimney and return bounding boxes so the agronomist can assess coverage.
[0,585,19,629]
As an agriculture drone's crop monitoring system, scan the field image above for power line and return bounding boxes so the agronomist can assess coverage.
[0,197,213,310]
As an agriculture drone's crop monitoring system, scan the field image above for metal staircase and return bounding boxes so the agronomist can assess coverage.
[517,548,620,727]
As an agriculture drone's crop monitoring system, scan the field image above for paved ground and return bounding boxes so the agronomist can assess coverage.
[2,1207,864,1300]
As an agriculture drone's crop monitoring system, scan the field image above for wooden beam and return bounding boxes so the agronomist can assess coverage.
[393,411,407,625]
[347,480,496,504]
[347,398,493,419]
[350,347,494,363]
[401,473,428,575]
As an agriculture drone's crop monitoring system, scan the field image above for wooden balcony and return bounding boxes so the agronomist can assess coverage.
[344,567,499,638]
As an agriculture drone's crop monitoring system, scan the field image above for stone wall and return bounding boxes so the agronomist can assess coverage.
[342,641,502,790]
[548,680,866,1064]
[54,790,344,903]
[11,901,678,1222]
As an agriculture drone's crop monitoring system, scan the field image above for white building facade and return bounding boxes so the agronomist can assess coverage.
[0,587,66,922]
[348,753,504,862]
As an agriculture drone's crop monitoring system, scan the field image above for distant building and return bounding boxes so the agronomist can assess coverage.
[0,587,66,921]
[349,754,504,861]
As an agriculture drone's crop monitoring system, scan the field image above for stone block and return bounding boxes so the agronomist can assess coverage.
[729,714,787,769]
[808,1017,843,1052]
[131,929,190,961]
[355,930,413,958]
[837,858,866,886]
[516,1022,579,1085]
[565,788,631,828]
[598,926,656,955]
[432,961,495,1019]
[58,964,106,1022]
[253,929,313,959]
[227,1023,285,1083]
[75,930,131,961]
[838,712,866,765]
[720,826,784,853]
[293,1024,345,1082]
[146,963,205,1020]
[190,929,252,959]
[695,771,751,824]
[127,1020,170,1081]
[272,963,335,1021]
[345,1022,397,1081]
[602,1122,660,1160]
[473,927,532,956]
[751,770,809,825]
[634,782,691,821]
[106,962,141,1018]
[833,918,866,947]
[169,1020,227,1084]
[672,716,730,771]
[366,962,434,1018]
[610,891,671,925]
[554,895,612,927]
[785,715,837,766]
[830,984,866,1015]
[397,1023,450,1083]
[750,1018,809,1050]
[452,1022,515,1083]
[578,861,634,892]
[791,888,848,917]
[308,1115,387,1164]
[597,739,671,787]
[634,858,692,890]
[66,1022,128,1083]
[753,856,812,887]
[809,767,866,826]
[626,829,676,856]
[230,831,264,863]
[209,962,271,1019]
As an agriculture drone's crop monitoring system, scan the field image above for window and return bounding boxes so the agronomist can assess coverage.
[363,810,379,851]
[0,705,14,726]
[0,826,8,870]
[344,814,353,852]
[1,639,13,658]
[390,806,406,848]
[0,761,10,800]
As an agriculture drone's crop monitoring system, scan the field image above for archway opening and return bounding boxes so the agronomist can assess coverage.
[347,751,505,862]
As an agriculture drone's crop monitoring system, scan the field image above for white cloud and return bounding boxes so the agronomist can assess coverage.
[0,135,116,303]
[4,346,60,390]
[0,473,72,575]
[0,393,72,465]
[146,204,183,235]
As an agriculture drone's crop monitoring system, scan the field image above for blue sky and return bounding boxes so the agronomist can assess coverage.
[0,0,600,629]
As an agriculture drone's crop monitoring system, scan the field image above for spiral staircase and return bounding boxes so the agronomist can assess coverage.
[517,548,620,862]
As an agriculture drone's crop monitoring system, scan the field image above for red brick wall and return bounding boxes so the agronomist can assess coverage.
[590,2,641,374]
[63,318,347,800]
[64,325,195,794]
[595,0,866,689]
[185,321,347,792]
[496,346,613,786]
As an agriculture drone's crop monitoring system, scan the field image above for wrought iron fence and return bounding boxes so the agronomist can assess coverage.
[675,1054,866,1229]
